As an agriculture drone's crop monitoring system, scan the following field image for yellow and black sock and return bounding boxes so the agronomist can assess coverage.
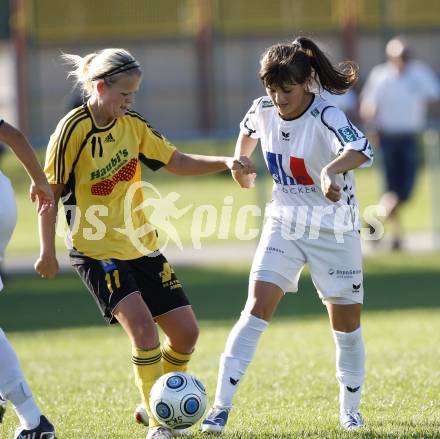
[161,341,192,374]
[132,345,163,428]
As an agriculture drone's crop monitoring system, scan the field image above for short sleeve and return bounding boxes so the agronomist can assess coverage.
[138,120,176,171]
[321,106,373,168]
[239,98,263,139]
[44,117,83,184]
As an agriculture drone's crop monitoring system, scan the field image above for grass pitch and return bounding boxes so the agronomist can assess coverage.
[0,252,439,438]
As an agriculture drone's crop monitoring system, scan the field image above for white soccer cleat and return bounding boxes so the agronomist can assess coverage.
[135,403,150,426]
[340,410,364,430]
[147,426,173,439]
[172,428,192,437]
[135,403,191,436]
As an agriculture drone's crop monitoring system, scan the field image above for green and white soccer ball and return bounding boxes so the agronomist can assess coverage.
[149,372,207,430]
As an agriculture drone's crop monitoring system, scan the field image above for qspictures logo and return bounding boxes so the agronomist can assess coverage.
[56,181,386,255]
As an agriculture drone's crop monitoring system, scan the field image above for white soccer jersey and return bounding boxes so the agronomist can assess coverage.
[240,95,373,232]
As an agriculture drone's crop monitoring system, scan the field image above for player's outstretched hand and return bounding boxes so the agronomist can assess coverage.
[34,255,59,279]
[30,182,55,215]
[228,156,257,188]
[227,156,256,174]
[320,167,341,202]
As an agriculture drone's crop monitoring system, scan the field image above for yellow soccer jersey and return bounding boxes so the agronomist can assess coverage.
[44,103,176,260]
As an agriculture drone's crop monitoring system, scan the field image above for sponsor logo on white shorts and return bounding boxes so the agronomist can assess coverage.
[264,246,285,254]
[328,268,362,279]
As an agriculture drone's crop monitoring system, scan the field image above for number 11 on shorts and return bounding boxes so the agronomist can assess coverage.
[105,270,121,294]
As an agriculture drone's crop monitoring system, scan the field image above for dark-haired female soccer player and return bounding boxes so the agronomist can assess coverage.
[202,36,374,434]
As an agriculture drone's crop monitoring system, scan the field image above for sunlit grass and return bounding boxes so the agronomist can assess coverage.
[0,253,439,438]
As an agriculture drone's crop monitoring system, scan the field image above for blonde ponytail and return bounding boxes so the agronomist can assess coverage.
[61,48,141,98]
[61,52,97,97]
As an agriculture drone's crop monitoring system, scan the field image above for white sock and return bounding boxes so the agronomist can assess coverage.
[332,327,365,413]
[214,312,268,408]
[0,329,41,429]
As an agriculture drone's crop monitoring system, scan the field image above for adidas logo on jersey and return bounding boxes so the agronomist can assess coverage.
[281,131,290,140]
[104,133,115,143]
[352,283,361,292]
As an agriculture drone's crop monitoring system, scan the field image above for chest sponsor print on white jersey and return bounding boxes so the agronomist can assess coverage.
[265,151,314,187]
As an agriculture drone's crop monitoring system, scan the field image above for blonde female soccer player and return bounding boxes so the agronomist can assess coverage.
[201,36,374,434]
[0,119,56,439]
[35,48,254,439]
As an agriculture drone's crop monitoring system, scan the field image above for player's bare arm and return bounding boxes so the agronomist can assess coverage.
[232,132,258,188]
[35,183,64,279]
[0,120,54,214]
[321,150,369,202]
[165,149,256,176]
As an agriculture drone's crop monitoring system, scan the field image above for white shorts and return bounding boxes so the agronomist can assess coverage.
[0,171,17,292]
[250,217,364,304]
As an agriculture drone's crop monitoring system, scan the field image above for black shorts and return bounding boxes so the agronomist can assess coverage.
[70,250,190,324]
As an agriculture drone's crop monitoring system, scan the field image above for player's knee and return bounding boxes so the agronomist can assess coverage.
[130,323,159,350]
[244,299,274,321]
[169,323,199,352]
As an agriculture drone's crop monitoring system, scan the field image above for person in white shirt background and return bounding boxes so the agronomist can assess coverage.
[360,36,440,250]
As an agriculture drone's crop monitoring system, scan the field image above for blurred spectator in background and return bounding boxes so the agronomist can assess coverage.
[360,36,440,250]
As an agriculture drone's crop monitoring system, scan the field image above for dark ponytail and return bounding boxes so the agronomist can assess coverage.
[294,36,358,94]
[259,36,358,95]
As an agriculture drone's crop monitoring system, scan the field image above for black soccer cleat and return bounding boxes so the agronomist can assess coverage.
[14,415,56,439]
[0,395,6,423]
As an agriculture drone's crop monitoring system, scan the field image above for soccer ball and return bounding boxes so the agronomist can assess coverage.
[149,372,207,430]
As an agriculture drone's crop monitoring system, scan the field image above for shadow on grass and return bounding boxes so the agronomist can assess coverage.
[0,262,439,332]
